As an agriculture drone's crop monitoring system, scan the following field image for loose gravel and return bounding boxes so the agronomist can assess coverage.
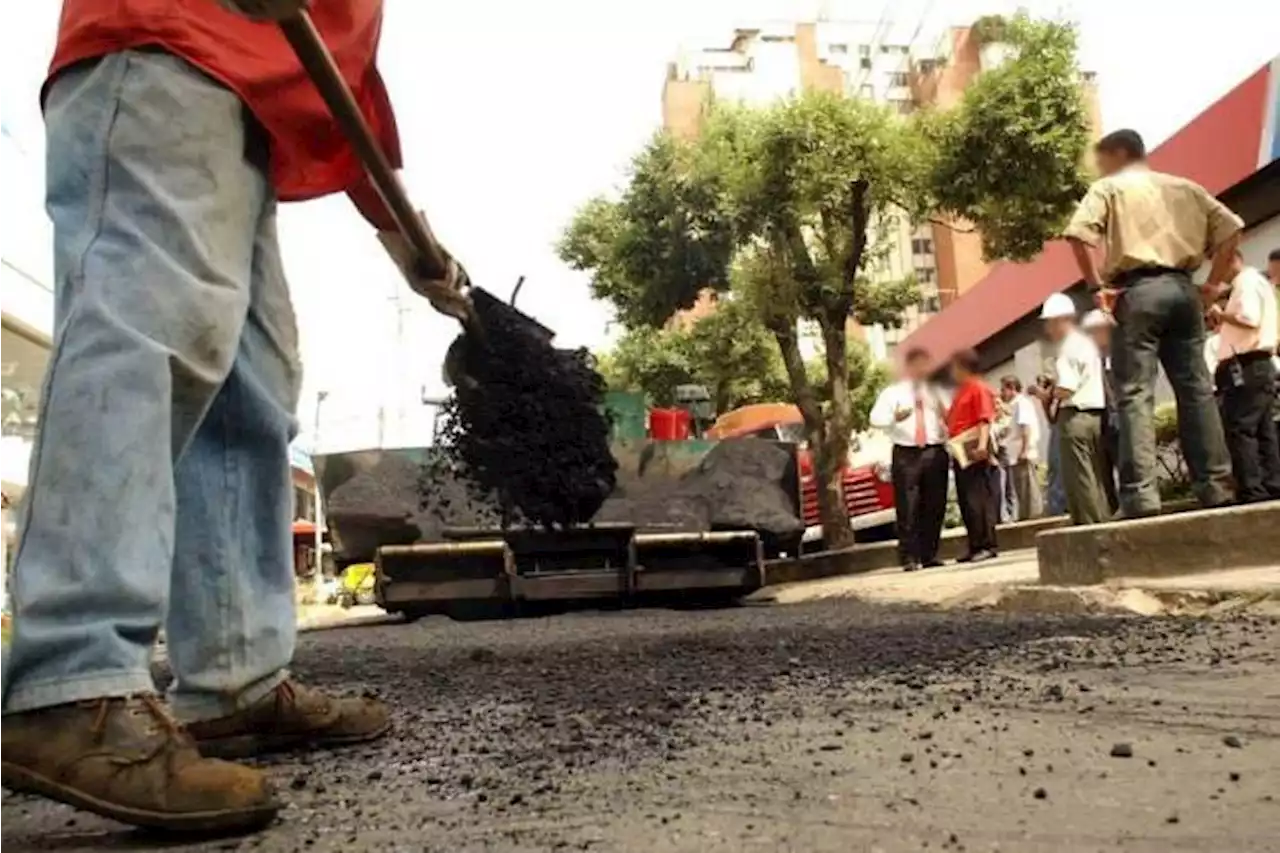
[4,603,1277,852]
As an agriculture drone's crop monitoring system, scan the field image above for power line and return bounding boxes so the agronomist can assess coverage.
[0,256,53,295]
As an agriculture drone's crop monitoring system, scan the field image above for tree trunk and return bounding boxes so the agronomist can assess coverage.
[770,322,855,550]
[817,313,855,550]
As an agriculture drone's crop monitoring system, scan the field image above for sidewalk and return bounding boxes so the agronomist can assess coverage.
[752,550,1280,617]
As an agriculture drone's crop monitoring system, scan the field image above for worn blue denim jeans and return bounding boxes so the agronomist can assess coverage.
[1,51,301,722]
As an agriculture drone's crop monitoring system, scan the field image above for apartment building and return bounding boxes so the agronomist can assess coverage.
[660,15,1099,359]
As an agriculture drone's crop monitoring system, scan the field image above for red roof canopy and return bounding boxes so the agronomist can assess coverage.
[901,62,1273,365]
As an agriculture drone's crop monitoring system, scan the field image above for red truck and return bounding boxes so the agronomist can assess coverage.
[704,403,897,545]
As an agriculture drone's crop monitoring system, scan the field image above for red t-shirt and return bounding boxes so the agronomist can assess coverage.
[947,378,996,437]
[46,0,401,209]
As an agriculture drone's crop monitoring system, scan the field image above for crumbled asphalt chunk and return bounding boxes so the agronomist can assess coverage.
[1222,734,1243,749]
[1033,787,1048,800]
[1110,742,1134,758]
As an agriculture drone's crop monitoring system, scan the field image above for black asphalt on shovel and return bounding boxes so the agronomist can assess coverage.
[276,11,552,383]
[278,10,617,527]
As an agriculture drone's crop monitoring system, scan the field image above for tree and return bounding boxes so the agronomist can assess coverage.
[563,15,1090,548]
[595,298,791,412]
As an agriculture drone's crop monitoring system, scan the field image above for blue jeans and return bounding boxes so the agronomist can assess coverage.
[2,52,301,721]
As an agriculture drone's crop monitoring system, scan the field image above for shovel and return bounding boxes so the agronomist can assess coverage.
[276,11,552,382]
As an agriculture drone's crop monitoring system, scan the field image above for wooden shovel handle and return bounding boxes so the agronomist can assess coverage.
[278,11,452,280]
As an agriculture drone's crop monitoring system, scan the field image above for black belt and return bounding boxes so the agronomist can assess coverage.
[1110,266,1187,287]
[1060,406,1105,415]
[1217,350,1275,368]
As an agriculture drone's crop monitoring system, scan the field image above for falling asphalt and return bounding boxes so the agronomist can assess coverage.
[3,601,1278,852]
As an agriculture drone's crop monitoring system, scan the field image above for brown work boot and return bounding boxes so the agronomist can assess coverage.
[185,680,390,760]
[1,696,279,833]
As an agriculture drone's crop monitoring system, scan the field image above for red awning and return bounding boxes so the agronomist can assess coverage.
[292,520,317,537]
[901,62,1273,365]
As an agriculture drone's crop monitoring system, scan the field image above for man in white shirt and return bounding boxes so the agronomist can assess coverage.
[869,346,951,571]
[1038,294,1112,525]
[998,376,1043,521]
[1208,251,1280,501]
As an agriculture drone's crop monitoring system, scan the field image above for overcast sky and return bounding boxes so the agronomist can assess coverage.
[3,1,1278,451]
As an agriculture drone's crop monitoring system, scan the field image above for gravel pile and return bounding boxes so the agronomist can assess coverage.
[437,293,617,528]
[595,438,803,535]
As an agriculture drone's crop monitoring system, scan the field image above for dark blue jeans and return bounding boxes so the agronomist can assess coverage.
[1111,272,1232,514]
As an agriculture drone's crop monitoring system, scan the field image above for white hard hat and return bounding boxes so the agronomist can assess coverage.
[1081,309,1112,330]
[1040,293,1076,320]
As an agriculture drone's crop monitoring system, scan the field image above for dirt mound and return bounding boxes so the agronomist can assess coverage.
[437,296,617,528]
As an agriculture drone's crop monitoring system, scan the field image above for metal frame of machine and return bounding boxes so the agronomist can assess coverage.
[375,523,765,619]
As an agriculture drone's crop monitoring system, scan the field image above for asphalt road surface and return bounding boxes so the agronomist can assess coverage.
[3,601,1278,852]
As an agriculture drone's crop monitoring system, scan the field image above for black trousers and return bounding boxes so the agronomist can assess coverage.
[954,461,999,554]
[891,444,950,564]
[1216,353,1280,503]
[1100,418,1120,514]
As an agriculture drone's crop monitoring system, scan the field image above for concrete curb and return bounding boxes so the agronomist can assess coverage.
[1037,500,1280,586]
[296,607,398,634]
[766,516,1069,586]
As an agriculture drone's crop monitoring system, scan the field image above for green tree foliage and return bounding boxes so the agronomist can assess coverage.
[929,14,1092,260]
[595,298,791,412]
[562,15,1090,547]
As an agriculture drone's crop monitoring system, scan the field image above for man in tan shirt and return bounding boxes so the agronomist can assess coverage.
[1063,129,1240,516]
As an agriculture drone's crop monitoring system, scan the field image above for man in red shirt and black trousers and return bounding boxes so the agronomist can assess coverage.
[947,349,1000,563]
[1,0,459,835]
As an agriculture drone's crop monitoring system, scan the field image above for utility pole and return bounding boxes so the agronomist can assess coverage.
[313,390,328,576]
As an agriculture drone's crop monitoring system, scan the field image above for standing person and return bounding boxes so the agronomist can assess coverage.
[869,347,951,572]
[1267,248,1280,288]
[998,376,1043,521]
[0,0,458,834]
[946,350,999,563]
[1210,251,1280,502]
[1064,128,1239,517]
[1038,295,1111,524]
[1081,309,1120,513]
[1037,374,1068,515]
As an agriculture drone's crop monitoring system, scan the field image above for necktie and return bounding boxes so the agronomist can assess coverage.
[914,389,927,446]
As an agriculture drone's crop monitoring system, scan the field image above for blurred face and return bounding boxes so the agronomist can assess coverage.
[1269,258,1280,286]
[950,361,970,384]
[904,355,929,382]
[1227,253,1244,279]
[1094,148,1127,177]
[1000,384,1017,403]
[1044,316,1073,343]
[1087,325,1112,351]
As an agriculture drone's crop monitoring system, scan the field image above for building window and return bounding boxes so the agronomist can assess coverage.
[911,237,934,256]
[919,294,941,313]
[881,44,908,55]
[860,57,872,70]
[914,266,936,284]
[888,72,910,87]
[829,43,848,54]
[917,58,938,75]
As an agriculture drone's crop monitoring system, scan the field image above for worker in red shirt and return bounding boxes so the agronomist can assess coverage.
[946,349,1001,562]
[1,0,456,834]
